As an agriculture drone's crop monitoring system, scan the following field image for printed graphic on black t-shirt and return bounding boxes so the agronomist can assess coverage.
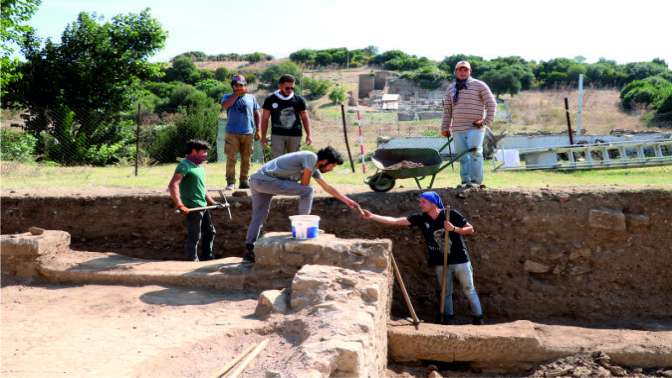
[262,94,307,137]
[407,209,469,266]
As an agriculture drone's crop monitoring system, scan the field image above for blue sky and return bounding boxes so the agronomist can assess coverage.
[29,0,671,65]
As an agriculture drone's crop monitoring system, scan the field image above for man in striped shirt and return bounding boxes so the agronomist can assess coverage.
[441,61,497,188]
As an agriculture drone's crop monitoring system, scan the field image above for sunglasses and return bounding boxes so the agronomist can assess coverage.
[282,86,295,91]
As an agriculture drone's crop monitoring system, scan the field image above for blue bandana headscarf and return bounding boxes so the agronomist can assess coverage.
[420,191,445,209]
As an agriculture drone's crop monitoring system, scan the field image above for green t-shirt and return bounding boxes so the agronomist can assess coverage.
[175,159,207,208]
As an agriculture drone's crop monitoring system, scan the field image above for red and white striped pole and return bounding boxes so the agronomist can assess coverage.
[357,110,366,173]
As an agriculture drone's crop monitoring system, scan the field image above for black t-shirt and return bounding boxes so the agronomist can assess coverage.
[407,209,469,267]
[262,93,307,137]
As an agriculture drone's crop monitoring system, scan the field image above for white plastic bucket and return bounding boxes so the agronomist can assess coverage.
[289,215,320,239]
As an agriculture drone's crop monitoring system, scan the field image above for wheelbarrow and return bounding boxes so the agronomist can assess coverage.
[364,138,468,192]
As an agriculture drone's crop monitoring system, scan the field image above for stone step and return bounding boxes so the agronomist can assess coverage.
[388,320,672,373]
[36,249,287,291]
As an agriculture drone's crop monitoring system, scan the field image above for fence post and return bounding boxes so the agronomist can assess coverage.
[134,103,141,176]
[564,97,574,145]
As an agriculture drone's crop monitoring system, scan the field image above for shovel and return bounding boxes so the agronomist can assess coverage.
[439,228,450,323]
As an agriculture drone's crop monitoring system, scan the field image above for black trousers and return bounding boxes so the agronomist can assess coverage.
[184,210,215,261]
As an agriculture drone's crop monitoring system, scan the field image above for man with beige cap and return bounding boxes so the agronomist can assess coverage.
[441,61,496,189]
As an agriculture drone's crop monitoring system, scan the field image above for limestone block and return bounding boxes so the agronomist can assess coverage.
[588,209,626,231]
[1,230,71,277]
[1,230,70,256]
[255,289,289,317]
[254,232,391,274]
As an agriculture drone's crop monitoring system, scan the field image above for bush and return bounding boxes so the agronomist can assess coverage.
[0,129,37,161]
[195,79,231,101]
[401,66,448,89]
[654,92,672,125]
[149,99,219,163]
[328,86,347,104]
[620,76,672,110]
[302,77,331,99]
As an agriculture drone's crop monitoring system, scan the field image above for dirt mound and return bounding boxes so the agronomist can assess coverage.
[530,352,671,377]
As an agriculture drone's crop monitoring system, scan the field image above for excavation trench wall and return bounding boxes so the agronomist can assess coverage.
[2,189,671,323]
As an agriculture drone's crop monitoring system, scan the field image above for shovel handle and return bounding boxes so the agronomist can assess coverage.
[175,204,226,214]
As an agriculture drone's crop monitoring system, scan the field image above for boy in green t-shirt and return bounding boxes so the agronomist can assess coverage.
[168,140,220,261]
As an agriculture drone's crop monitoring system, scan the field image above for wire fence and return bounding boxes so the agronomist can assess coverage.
[2,93,670,182]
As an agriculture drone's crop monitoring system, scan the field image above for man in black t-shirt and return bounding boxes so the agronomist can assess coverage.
[361,191,484,325]
[260,74,312,158]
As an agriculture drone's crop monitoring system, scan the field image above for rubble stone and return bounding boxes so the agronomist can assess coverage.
[255,289,289,317]
[588,208,626,231]
[626,213,650,230]
[524,260,551,273]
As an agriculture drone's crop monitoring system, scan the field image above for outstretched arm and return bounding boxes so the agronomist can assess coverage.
[314,177,359,210]
[361,209,411,226]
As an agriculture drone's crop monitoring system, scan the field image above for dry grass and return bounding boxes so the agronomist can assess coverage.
[502,89,658,134]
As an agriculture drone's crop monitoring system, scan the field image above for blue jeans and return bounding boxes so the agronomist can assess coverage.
[453,129,485,184]
[435,262,483,316]
[245,173,314,244]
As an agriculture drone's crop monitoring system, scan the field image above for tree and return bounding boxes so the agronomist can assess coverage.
[10,9,167,164]
[214,66,230,81]
[438,55,486,76]
[481,68,522,98]
[290,49,316,66]
[164,55,201,84]
[260,61,303,89]
[171,51,207,62]
[0,0,41,98]
[401,65,448,89]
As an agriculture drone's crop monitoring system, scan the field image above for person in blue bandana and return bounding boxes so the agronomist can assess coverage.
[360,191,484,325]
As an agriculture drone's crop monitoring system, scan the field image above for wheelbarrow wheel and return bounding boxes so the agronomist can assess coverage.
[368,173,395,192]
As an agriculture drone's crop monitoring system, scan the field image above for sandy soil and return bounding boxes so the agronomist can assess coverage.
[0,280,268,377]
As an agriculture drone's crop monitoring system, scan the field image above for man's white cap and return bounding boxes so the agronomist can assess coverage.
[455,61,471,71]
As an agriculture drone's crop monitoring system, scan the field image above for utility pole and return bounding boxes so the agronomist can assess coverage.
[576,74,584,134]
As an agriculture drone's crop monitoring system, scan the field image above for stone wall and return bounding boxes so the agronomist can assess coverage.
[2,188,671,323]
[252,232,393,376]
[1,229,70,278]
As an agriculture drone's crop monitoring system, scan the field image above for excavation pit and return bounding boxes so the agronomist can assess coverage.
[2,188,671,375]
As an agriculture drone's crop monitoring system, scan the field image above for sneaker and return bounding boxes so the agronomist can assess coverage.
[225,183,235,191]
[465,182,479,189]
[238,180,250,189]
[242,251,255,263]
[469,182,486,189]
[242,243,255,263]
[455,183,468,190]
[472,315,484,325]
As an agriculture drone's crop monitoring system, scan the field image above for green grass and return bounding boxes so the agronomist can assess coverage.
[2,160,671,191]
